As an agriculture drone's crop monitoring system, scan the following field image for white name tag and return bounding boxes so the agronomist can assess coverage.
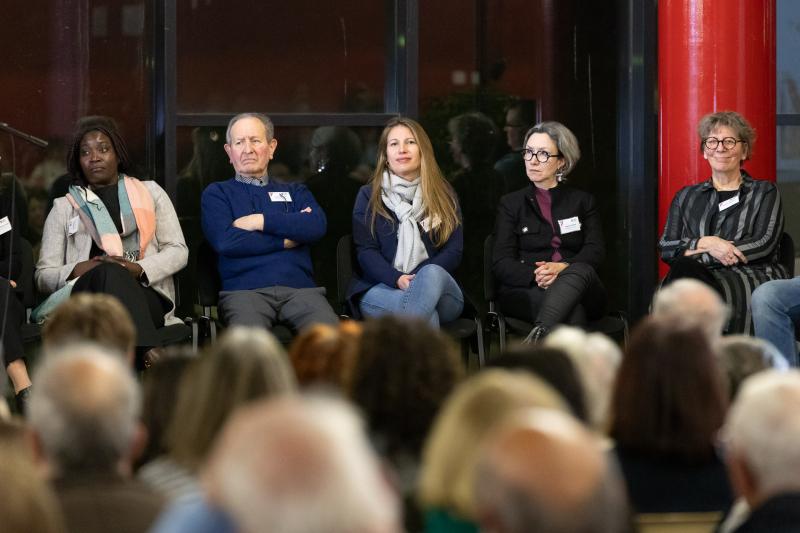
[68,216,80,235]
[269,191,292,202]
[0,216,11,236]
[558,216,581,234]
[718,194,740,211]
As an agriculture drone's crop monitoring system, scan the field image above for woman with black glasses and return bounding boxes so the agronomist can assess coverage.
[492,121,606,341]
[659,111,788,335]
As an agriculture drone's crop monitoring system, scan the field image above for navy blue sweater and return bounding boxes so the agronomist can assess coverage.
[201,179,326,291]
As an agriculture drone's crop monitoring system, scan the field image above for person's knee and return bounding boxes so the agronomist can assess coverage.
[752,281,783,312]
[563,262,597,280]
[416,263,448,281]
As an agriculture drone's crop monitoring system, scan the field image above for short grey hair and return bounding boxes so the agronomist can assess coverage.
[523,121,581,178]
[723,370,800,497]
[28,343,141,474]
[652,279,730,342]
[207,395,400,533]
[717,335,789,400]
[697,110,755,159]
[226,112,275,144]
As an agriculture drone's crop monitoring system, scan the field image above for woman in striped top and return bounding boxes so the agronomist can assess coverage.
[658,111,789,334]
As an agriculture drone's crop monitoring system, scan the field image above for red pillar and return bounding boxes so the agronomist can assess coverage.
[658,0,776,274]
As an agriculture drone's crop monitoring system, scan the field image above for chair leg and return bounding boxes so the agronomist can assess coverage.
[499,317,507,352]
[475,318,485,368]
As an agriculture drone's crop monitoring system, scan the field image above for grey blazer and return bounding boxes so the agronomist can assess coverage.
[35,180,189,325]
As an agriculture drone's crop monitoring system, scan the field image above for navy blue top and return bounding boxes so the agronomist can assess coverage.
[201,178,326,291]
[346,184,463,313]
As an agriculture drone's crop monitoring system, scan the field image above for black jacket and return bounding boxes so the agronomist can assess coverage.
[734,493,800,533]
[492,183,604,289]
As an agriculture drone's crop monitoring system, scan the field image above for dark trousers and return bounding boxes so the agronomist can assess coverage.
[662,256,725,297]
[497,262,607,328]
[73,263,168,348]
[0,278,24,367]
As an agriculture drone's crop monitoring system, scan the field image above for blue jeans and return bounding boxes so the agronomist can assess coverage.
[752,278,800,366]
[359,264,464,327]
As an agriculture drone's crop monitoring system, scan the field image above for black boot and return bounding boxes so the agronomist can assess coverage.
[15,386,31,416]
[522,324,550,344]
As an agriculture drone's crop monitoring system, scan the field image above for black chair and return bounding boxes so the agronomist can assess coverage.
[18,238,42,344]
[195,240,293,345]
[483,234,628,351]
[337,234,485,367]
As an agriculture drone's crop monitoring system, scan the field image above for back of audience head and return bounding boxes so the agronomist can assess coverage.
[352,316,464,457]
[489,344,588,423]
[28,343,141,476]
[723,370,800,505]
[448,112,499,170]
[717,335,788,400]
[309,126,363,175]
[474,408,630,533]
[0,419,66,533]
[42,293,136,364]
[418,369,568,523]
[167,326,295,471]
[543,326,622,432]
[135,347,195,469]
[289,320,362,394]
[610,316,727,460]
[503,99,538,151]
[652,278,729,342]
[204,395,401,533]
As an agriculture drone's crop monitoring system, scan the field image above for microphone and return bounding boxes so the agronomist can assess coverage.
[0,122,49,148]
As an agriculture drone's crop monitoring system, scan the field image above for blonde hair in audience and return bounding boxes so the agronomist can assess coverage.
[168,327,296,470]
[418,369,568,520]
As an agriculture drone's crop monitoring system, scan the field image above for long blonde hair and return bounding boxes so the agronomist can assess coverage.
[368,117,459,247]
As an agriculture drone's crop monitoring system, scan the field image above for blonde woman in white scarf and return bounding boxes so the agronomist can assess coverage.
[346,117,464,326]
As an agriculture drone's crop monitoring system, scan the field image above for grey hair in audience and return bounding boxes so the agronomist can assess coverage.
[723,370,800,498]
[205,395,400,533]
[717,335,789,399]
[28,343,141,474]
[226,112,275,144]
[652,278,729,341]
[544,326,622,432]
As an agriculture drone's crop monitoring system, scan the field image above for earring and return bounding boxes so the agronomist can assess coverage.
[556,168,565,182]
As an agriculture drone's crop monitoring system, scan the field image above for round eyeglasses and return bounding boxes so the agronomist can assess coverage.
[702,137,745,151]
[522,149,562,163]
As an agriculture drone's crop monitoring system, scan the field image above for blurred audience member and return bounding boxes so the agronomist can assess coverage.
[28,343,163,533]
[176,126,229,218]
[474,408,630,533]
[544,326,622,433]
[42,292,137,365]
[722,370,800,533]
[0,419,66,533]
[142,327,295,501]
[717,335,788,400]
[288,320,362,393]
[418,369,568,533]
[200,396,401,533]
[27,140,67,192]
[488,344,588,423]
[652,277,729,344]
[610,317,732,513]
[494,99,538,192]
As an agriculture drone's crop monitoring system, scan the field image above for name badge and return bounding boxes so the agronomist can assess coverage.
[718,194,740,212]
[269,191,292,202]
[68,216,80,235]
[0,216,11,236]
[558,216,581,234]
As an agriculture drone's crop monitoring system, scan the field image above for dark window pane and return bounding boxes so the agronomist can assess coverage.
[177,2,386,113]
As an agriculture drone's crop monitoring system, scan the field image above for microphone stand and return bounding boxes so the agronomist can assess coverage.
[0,122,49,148]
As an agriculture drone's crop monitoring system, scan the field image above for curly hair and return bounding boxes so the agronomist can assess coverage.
[351,316,464,456]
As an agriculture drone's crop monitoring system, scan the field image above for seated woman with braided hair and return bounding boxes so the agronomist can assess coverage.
[35,116,188,365]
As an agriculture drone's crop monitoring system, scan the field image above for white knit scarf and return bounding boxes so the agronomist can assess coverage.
[381,170,430,273]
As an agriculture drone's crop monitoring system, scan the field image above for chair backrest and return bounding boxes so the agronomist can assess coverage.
[483,234,497,303]
[18,237,36,309]
[636,512,722,533]
[779,231,795,277]
[196,240,221,308]
[336,234,354,315]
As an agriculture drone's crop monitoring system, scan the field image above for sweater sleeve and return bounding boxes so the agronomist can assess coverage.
[732,182,784,263]
[658,186,700,263]
[492,195,534,287]
[201,182,285,257]
[260,184,327,244]
[352,187,404,288]
[565,193,605,268]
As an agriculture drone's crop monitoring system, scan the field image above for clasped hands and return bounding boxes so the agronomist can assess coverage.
[534,261,568,289]
[232,207,312,249]
[70,255,143,280]
[685,235,747,266]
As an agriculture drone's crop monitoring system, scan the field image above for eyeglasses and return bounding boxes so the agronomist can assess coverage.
[702,137,745,151]
[522,149,562,163]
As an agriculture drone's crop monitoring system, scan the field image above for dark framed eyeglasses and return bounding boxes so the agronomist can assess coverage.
[522,148,562,163]
[702,137,745,151]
